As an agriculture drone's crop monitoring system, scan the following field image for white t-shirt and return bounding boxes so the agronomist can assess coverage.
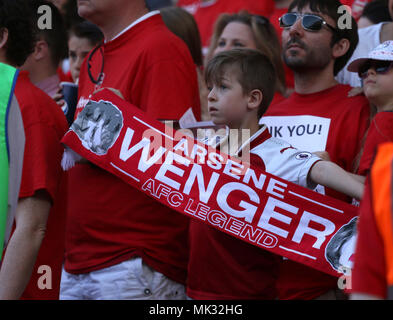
[234,126,321,188]
[204,125,321,188]
[336,22,385,88]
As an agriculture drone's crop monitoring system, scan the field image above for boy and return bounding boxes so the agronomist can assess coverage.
[186,48,364,300]
[347,40,393,176]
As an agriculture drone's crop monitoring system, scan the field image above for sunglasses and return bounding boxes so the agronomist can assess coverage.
[358,60,393,79]
[279,12,337,33]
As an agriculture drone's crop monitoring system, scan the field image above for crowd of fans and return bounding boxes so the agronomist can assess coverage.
[0,0,393,300]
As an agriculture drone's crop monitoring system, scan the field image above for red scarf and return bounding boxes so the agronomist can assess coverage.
[61,89,359,277]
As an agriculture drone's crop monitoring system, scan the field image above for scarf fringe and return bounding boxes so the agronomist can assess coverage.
[61,147,82,171]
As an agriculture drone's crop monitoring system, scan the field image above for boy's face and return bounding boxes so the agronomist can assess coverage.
[362,60,393,109]
[207,69,250,129]
[68,35,96,82]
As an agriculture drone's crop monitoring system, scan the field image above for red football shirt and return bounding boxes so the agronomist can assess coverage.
[14,71,68,299]
[358,112,393,176]
[261,84,370,299]
[64,13,200,284]
[177,0,200,14]
[351,178,386,298]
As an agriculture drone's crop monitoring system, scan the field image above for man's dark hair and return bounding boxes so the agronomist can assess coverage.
[69,21,104,47]
[205,48,276,118]
[29,0,68,68]
[0,0,35,66]
[361,0,392,24]
[289,0,359,76]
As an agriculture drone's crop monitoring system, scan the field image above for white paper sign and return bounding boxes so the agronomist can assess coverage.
[260,115,331,153]
[260,115,332,195]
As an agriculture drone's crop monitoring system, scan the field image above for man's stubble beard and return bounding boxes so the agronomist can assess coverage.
[283,38,332,73]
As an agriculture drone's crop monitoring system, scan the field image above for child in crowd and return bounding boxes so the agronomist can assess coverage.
[204,11,288,118]
[54,21,103,121]
[67,20,104,84]
[186,48,365,300]
[347,41,393,300]
[347,41,393,176]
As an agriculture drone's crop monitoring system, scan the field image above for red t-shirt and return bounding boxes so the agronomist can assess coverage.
[261,84,370,299]
[177,0,200,14]
[193,0,275,51]
[64,13,200,285]
[14,71,68,299]
[271,91,287,107]
[57,67,73,83]
[358,112,393,176]
[351,177,386,298]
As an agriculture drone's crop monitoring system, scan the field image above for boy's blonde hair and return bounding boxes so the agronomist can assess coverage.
[205,48,276,118]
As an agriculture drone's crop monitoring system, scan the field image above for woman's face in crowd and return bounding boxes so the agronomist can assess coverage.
[213,22,257,56]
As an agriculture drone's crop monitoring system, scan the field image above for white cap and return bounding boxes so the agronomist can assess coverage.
[347,40,393,73]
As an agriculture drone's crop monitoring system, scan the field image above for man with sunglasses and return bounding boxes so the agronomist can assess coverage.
[260,0,370,300]
[59,0,201,300]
